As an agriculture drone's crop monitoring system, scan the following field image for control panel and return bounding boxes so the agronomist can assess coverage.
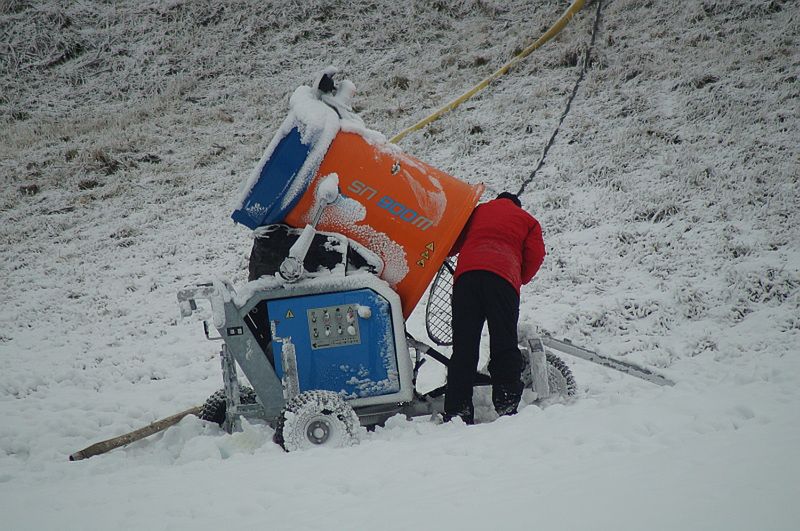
[266,287,399,400]
[307,304,361,349]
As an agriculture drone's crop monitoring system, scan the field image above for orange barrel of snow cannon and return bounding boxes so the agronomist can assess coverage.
[285,131,484,317]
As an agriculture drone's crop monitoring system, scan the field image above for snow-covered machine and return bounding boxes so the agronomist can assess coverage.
[177,71,576,451]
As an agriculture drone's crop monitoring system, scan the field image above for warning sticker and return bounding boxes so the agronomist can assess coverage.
[416,242,436,267]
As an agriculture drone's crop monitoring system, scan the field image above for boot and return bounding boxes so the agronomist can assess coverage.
[442,405,475,425]
[493,385,521,418]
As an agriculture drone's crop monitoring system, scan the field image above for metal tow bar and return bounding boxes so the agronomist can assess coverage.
[539,336,676,387]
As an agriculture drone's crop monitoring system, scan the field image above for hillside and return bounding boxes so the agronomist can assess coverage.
[1,1,798,529]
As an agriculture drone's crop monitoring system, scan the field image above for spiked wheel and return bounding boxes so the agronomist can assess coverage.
[545,352,577,397]
[522,351,577,398]
[274,391,360,452]
[198,386,258,427]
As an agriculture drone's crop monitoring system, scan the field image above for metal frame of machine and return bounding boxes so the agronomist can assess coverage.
[179,273,422,430]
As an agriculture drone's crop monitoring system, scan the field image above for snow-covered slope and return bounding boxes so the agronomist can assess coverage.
[1,1,798,529]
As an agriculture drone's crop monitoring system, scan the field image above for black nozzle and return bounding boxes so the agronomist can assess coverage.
[318,73,336,94]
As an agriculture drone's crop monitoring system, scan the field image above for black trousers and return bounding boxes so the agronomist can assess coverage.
[445,270,524,420]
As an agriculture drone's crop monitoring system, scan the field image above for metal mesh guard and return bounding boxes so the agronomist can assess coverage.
[425,257,456,346]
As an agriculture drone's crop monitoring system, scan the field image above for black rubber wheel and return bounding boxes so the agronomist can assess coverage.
[274,391,360,452]
[521,351,577,398]
[545,352,577,397]
[198,386,257,426]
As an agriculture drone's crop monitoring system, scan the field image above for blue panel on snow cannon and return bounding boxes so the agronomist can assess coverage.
[231,127,312,229]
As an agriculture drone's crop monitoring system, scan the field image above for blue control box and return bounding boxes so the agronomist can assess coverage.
[267,288,400,399]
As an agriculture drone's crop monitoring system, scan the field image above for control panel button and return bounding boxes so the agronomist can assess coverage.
[307,304,362,349]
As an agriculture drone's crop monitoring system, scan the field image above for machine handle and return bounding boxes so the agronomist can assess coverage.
[203,320,223,341]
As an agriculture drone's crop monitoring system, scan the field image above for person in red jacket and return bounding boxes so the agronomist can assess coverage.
[444,191,545,424]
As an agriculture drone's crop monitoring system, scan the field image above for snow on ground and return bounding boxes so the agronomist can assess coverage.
[1,0,798,529]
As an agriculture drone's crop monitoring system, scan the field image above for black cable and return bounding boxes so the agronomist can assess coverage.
[517,0,604,197]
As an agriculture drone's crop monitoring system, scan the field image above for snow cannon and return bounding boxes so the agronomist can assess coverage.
[172,70,579,453]
[232,71,484,317]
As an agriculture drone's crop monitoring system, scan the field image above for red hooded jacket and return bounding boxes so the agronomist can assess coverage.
[449,197,545,293]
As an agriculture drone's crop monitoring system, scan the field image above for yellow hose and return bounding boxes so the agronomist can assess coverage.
[390,0,586,144]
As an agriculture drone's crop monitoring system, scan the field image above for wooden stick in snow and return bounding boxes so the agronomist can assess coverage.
[69,405,203,461]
